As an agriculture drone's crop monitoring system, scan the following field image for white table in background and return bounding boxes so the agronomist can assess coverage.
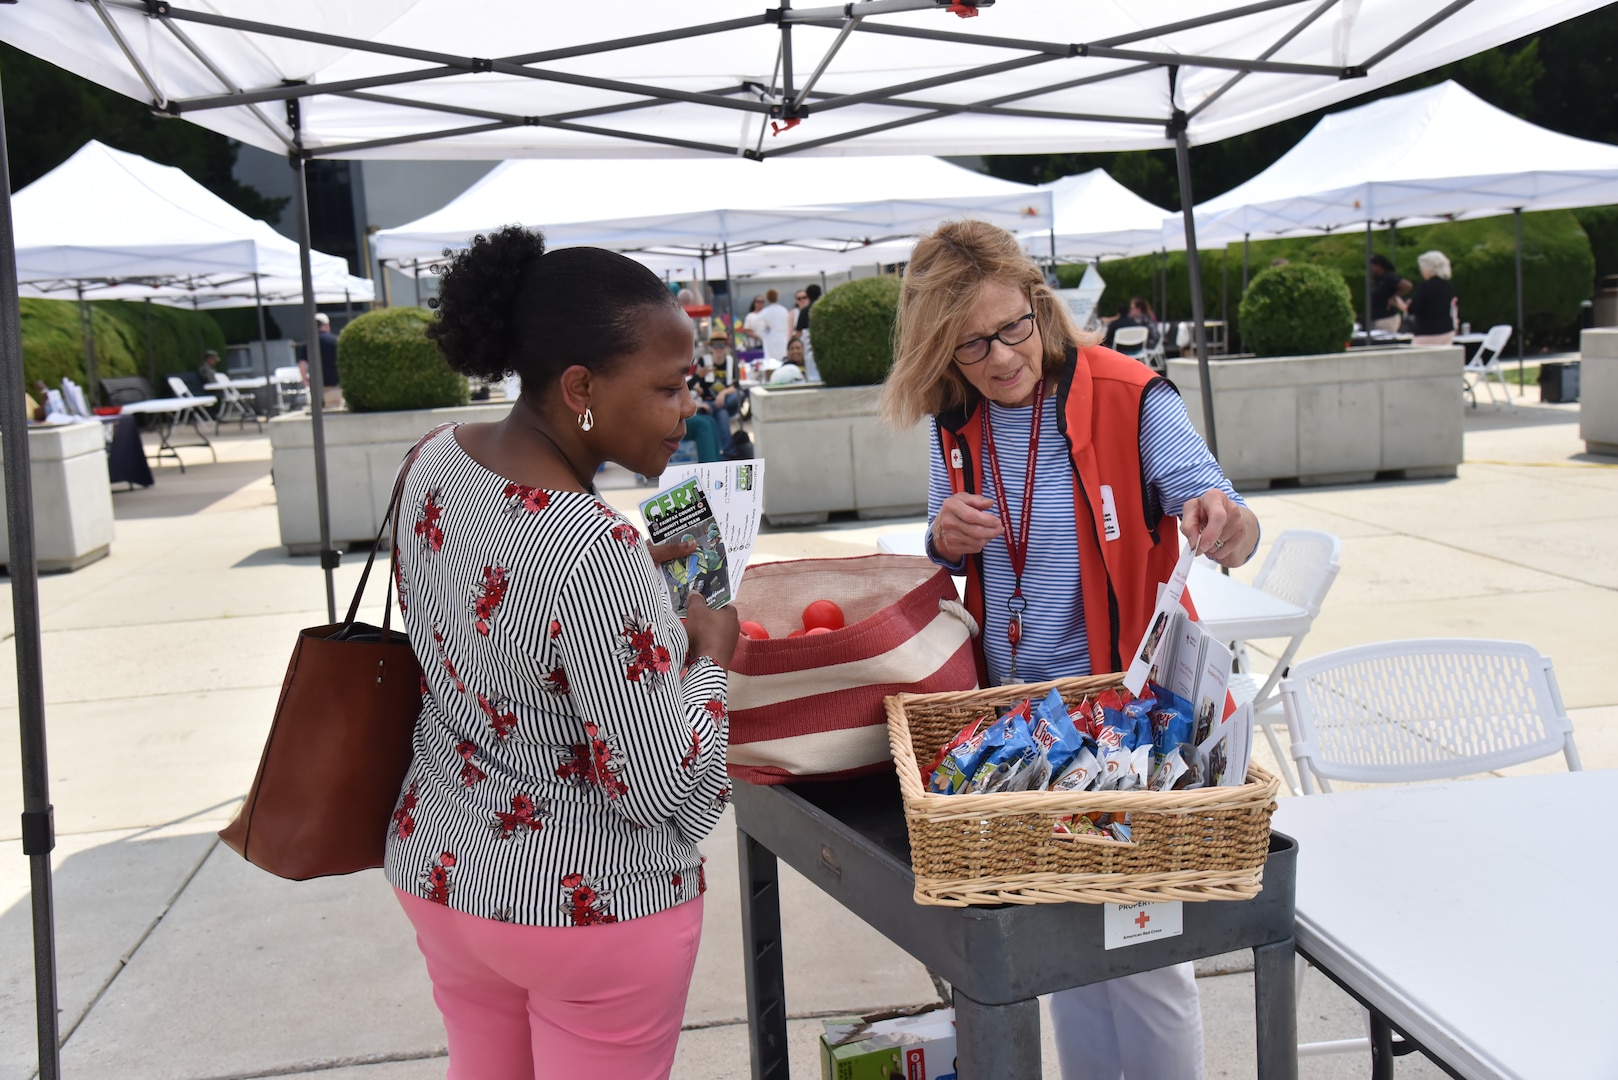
[1188,561,1310,642]
[1273,770,1618,1080]
[118,396,217,471]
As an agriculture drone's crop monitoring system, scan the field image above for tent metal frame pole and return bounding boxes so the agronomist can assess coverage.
[721,242,734,335]
[253,273,270,382]
[0,74,65,1080]
[1514,207,1525,396]
[1221,245,1229,351]
[413,261,423,307]
[76,285,101,405]
[1364,221,1374,340]
[1172,109,1217,458]
[290,111,338,623]
[143,298,157,386]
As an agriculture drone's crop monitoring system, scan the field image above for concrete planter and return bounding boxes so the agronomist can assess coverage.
[1579,328,1618,456]
[748,383,928,526]
[270,402,510,555]
[0,421,115,572]
[1168,346,1464,489]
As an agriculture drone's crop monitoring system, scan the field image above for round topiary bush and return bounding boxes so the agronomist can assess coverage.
[1236,263,1356,357]
[810,274,902,387]
[338,307,469,413]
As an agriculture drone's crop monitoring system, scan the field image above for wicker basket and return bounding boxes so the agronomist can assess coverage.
[886,674,1279,907]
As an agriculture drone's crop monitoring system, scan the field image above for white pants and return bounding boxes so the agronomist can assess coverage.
[1049,963,1204,1080]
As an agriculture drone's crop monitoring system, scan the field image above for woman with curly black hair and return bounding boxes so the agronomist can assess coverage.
[383,226,739,1078]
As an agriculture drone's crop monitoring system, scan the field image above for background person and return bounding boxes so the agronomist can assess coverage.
[197,348,224,386]
[757,288,792,361]
[880,219,1258,1080]
[741,294,767,349]
[1402,250,1457,346]
[390,225,738,1077]
[1368,253,1411,333]
[297,313,343,410]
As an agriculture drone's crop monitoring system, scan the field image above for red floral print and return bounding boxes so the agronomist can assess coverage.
[392,547,408,614]
[671,872,683,895]
[561,872,618,925]
[548,619,562,641]
[454,741,487,789]
[542,666,569,696]
[680,727,701,771]
[472,565,509,636]
[491,794,548,840]
[414,489,445,552]
[619,614,672,684]
[503,483,550,514]
[555,717,628,800]
[392,783,418,840]
[698,857,707,895]
[418,672,429,698]
[477,692,519,741]
[424,851,456,905]
[711,782,733,813]
[432,625,465,694]
[610,521,641,548]
[704,697,725,724]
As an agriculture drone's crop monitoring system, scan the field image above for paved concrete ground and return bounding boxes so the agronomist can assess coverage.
[0,389,1611,1079]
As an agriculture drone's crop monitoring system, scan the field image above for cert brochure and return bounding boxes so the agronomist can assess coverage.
[640,477,731,615]
[658,459,765,595]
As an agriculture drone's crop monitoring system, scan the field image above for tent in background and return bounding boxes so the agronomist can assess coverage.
[1026,169,1176,263]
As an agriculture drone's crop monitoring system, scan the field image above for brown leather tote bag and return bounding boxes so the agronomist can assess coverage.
[219,424,453,880]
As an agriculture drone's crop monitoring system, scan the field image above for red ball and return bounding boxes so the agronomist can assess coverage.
[739,620,770,640]
[801,599,845,632]
[787,629,807,639]
[805,626,834,636]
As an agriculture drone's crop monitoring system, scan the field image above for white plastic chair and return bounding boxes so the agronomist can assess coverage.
[1462,324,1513,410]
[207,373,262,432]
[1223,530,1341,796]
[1112,325,1149,355]
[272,366,308,413]
[166,375,216,431]
[1280,638,1581,1059]
[59,377,94,419]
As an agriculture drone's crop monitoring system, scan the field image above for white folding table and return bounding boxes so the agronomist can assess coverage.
[118,395,218,471]
[1273,771,1618,1080]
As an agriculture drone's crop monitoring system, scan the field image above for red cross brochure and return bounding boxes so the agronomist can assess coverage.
[1126,537,1198,695]
[639,476,732,616]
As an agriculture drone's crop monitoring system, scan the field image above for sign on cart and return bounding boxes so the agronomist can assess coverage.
[1104,900,1184,950]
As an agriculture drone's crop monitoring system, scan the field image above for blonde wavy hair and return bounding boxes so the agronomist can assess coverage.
[880,219,1100,429]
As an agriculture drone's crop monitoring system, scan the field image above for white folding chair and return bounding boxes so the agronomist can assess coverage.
[207,373,262,432]
[1112,325,1149,357]
[1224,530,1341,796]
[1462,324,1513,410]
[1280,638,1581,1059]
[272,365,308,412]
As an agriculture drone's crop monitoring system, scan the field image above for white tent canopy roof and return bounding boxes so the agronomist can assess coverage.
[12,140,360,296]
[1170,80,1618,246]
[1025,169,1176,261]
[373,155,1045,263]
[1,1,1605,162]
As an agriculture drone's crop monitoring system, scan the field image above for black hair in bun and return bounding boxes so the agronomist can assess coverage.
[426,225,682,391]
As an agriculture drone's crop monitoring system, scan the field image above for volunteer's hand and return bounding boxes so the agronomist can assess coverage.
[931,492,1003,562]
[647,537,697,565]
[1181,489,1258,567]
[685,594,740,669]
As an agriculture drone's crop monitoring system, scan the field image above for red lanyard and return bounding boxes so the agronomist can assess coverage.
[981,379,1043,678]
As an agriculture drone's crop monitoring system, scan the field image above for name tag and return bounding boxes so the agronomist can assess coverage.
[950,448,963,470]
[1104,900,1183,949]
[1099,484,1122,542]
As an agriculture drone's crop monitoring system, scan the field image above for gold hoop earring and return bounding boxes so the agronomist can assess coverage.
[577,408,594,432]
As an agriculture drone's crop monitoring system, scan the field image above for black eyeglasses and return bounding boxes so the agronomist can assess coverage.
[795,294,808,301]
[952,311,1036,365]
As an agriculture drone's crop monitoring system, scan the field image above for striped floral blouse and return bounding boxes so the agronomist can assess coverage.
[383,427,731,927]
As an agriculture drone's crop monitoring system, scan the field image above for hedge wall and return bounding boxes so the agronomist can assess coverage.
[19,297,226,392]
[1062,209,1598,351]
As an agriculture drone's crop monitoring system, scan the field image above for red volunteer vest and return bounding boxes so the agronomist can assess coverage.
[936,345,1202,685]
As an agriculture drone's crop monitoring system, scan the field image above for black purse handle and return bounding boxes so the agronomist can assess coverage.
[342,422,458,638]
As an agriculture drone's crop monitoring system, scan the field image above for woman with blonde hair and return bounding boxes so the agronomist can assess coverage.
[882,219,1260,1080]
[1399,250,1458,346]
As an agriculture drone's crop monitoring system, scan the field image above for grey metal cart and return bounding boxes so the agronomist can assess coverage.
[733,773,1299,1079]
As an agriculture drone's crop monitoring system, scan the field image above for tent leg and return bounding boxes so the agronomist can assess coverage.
[1174,124,1217,459]
[1220,246,1228,355]
[0,75,64,1080]
[254,274,271,383]
[722,242,733,334]
[413,262,423,308]
[1514,207,1525,396]
[144,298,157,386]
[77,286,100,405]
[292,149,338,623]
[1364,221,1373,341]
[1242,233,1250,292]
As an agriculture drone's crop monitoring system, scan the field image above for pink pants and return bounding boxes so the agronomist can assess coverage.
[395,889,703,1080]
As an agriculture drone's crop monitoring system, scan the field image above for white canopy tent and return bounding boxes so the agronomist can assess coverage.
[2,6,1610,1077]
[1024,169,1178,263]
[1162,79,1618,371]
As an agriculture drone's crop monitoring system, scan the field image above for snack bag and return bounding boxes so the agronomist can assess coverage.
[1029,689,1088,777]
[928,716,999,795]
[1067,696,1100,741]
[970,707,1040,793]
[921,715,988,787]
[1054,813,1110,839]
[1050,745,1101,792]
[1146,684,1195,773]
[1149,745,1189,791]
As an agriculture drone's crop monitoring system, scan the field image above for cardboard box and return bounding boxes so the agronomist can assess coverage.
[819,1006,958,1080]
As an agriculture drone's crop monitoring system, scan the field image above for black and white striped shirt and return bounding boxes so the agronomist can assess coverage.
[383,428,730,927]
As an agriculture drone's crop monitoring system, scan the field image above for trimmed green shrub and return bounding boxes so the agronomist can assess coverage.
[1237,263,1355,357]
[19,297,224,392]
[1573,206,1618,282]
[810,274,902,387]
[338,307,468,413]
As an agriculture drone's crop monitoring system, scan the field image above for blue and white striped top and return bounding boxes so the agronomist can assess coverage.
[927,380,1247,687]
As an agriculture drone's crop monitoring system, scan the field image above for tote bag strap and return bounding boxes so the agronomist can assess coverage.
[341,422,458,636]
